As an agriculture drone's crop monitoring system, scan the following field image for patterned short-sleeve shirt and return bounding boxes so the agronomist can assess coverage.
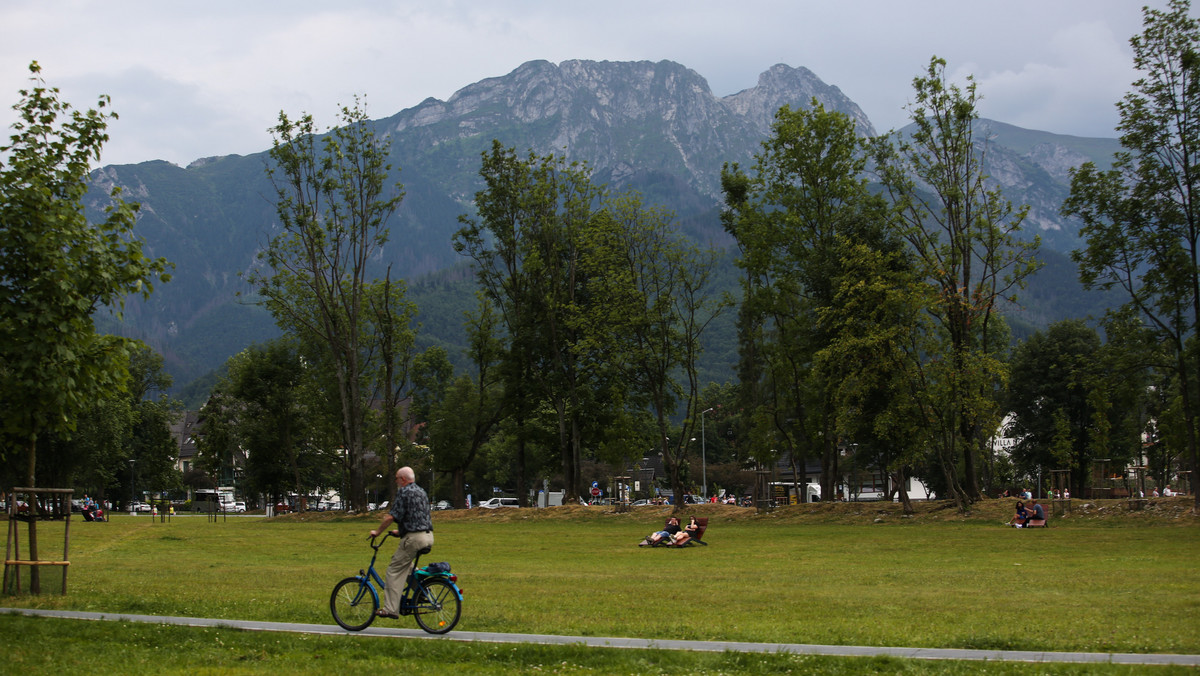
[389,482,433,534]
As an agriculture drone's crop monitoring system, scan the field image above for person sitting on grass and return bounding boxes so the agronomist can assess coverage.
[639,517,681,546]
[1025,499,1045,523]
[1011,501,1027,527]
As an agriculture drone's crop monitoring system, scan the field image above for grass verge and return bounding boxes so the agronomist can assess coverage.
[1,499,1196,672]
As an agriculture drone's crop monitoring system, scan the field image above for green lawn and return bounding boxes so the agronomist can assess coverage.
[1,508,1197,673]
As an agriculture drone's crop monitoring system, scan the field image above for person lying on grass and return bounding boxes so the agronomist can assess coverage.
[638,517,698,546]
[639,517,681,546]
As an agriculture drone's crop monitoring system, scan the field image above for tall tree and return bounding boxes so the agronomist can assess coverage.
[226,340,311,505]
[0,63,170,591]
[250,98,403,511]
[123,344,182,502]
[815,237,928,513]
[366,270,419,499]
[1006,321,1143,494]
[872,57,1039,509]
[722,101,891,503]
[1062,0,1200,509]
[428,293,505,508]
[585,194,725,511]
[454,142,602,504]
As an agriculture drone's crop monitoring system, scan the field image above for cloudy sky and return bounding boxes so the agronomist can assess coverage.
[0,1,1177,167]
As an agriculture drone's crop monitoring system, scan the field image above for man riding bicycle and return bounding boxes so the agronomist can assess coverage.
[369,466,434,619]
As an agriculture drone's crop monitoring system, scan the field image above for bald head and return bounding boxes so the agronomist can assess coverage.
[397,466,415,485]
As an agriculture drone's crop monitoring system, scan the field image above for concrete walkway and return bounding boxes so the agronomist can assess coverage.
[3,607,1198,667]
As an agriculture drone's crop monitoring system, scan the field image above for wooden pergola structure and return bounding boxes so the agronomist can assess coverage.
[4,487,72,595]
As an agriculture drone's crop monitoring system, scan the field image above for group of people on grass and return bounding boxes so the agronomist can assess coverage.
[1010,499,1045,527]
[637,516,700,547]
[81,494,105,522]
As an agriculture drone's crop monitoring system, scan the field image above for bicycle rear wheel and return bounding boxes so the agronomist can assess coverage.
[330,576,377,631]
[412,578,461,634]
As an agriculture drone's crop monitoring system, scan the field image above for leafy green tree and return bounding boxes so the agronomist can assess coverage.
[1006,321,1143,493]
[815,239,929,512]
[124,344,182,501]
[722,101,892,504]
[226,340,312,505]
[30,344,182,507]
[404,345,453,501]
[0,63,170,591]
[426,294,505,508]
[585,193,726,510]
[1062,0,1200,508]
[365,271,419,497]
[250,98,404,511]
[47,394,132,505]
[454,142,606,503]
[872,57,1039,509]
[194,387,244,490]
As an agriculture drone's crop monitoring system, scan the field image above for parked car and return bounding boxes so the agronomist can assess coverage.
[233,501,247,513]
[432,500,451,511]
[630,499,651,506]
[479,497,519,509]
[273,502,294,514]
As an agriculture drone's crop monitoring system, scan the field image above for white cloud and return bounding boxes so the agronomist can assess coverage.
[973,21,1136,137]
[0,0,1183,166]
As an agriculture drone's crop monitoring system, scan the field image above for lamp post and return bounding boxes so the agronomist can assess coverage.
[128,459,136,515]
[701,407,714,499]
[429,418,444,504]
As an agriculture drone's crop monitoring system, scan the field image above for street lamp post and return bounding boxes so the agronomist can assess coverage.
[701,407,714,499]
[128,459,136,515]
[429,418,444,504]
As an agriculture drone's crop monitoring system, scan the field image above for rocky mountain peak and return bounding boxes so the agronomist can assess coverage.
[722,63,876,137]
[386,59,873,199]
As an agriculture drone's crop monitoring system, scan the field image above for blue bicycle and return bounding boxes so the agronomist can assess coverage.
[329,531,462,634]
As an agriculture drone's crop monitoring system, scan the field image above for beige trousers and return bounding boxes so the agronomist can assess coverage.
[383,530,434,614]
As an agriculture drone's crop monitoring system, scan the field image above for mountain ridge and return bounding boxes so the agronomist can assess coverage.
[81,59,1122,395]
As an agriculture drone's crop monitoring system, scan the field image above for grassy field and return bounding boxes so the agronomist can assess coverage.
[1,499,1197,674]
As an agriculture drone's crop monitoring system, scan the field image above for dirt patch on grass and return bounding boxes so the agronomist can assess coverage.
[268,496,1199,527]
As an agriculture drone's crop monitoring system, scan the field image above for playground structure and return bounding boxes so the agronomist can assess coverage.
[4,487,72,595]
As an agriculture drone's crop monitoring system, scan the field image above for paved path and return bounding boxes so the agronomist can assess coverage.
[3,607,1198,667]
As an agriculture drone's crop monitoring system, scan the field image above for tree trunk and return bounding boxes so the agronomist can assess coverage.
[451,467,466,508]
[893,467,914,515]
[515,429,528,508]
[789,451,804,506]
[820,437,838,503]
[26,437,41,594]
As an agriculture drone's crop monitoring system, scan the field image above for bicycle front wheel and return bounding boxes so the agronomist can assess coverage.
[330,576,377,631]
[412,578,461,634]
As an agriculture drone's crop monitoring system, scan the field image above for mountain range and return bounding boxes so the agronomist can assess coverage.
[80,59,1124,399]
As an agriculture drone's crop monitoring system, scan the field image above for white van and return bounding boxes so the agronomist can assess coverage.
[479,497,519,509]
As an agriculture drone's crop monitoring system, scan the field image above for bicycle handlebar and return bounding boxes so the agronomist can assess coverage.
[368,530,402,548]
